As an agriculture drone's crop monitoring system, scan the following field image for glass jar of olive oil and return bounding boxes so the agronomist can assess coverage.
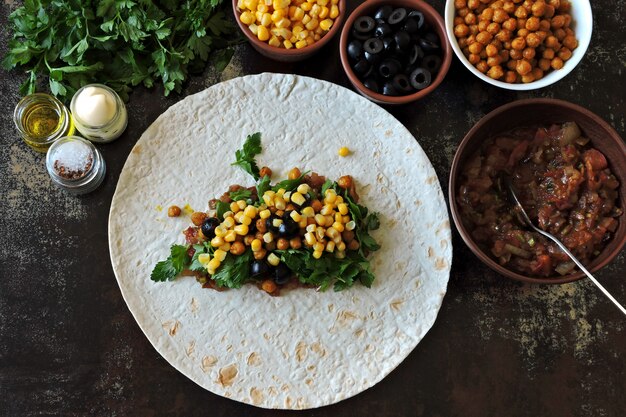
[13,93,75,152]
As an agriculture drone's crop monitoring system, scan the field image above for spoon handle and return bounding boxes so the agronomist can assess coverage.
[532,226,626,316]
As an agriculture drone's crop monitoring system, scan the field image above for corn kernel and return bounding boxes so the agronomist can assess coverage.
[223,216,235,228]
[214,249,227,262]
[313,250,323,259]
[243,206,257,218]
[230,201,240,213]
[298,29,309,40]
[331,0,338,4]
[334,212,343,223]
[298,219,307,228]
[304,232,316,246]
[337,203,348,215]
[234,224,249,235]
[290,35,297,43]
[320,204,334,215]
[338,146,349,157]
[288,5,297,17]
[248,23,259,35]
[234,211,245,223]
[333,235,342,244]
[325,216,334,227]
[330,4,339,18]
[257,25,270,40]
[319,6,329,19]
[240,11,255,25]
[259,209,271,219]
[302,14,311,25]
[275,28,292,39]
[276,17,291,28]
[268,35,281,47]
[223,210,234,219]
[310,4,320,17]
[218,243,231,252]
[237,0,244,9]
[315,214,325,225]
[263,232,273,243]
[332,221,344,232]
[211,236,225,247]
[305,17,318,30]
[316,228,325,241]
[317,0,329,5]
[295,184,309,194]
[251,239,263,251]
[342,215,350,223]
[267,253,280,266]
[335,195,343,204]
[276,188,286,196]
[198,253,211,264]
[306,224,317,233]
[305,35,315,46]
[293,7,305,20]
[271,9,284,22]
[325,241,335,252]
[208,258,221,271]
[301,206,315,217]
[214,225,226,237]
[326,227,339,239]
[244,0,258,9]
[301,1,312,10]
[273,0,290,9]
[314,242,324,252]
[225,230,237,242]
[295,39,308,48]
[345,220,356,231]
[337,241,346,251]
[313,33,320,41]
[255,10,264,21]
[257,3,269,12]
[236,200,247,210]
[290,211,302,222]
[264,0,272,6]
[284,39,294,48]
[291,192,306,206]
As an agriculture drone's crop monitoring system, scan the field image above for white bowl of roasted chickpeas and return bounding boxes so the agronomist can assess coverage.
[444,0,592,89]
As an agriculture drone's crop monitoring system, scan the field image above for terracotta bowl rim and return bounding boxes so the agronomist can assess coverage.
[339,0,452,105]
[448,98,626,284]
[232,0,346,59]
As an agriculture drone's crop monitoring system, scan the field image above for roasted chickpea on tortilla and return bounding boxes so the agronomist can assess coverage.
[151,133,381,294]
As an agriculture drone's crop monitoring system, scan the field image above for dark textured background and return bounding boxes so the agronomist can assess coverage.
[1,1,624,416]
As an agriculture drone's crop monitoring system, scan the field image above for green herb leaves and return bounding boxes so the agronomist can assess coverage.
[212,250,253,288]
[231,132,262,180]
[229,188,252,201]
[151,244,190,282]
[2,0,238,101]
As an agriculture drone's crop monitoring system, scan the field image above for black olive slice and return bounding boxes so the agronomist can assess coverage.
[419,37,439,53]
[250,260,270,278]
[352,59,371,75]
[364,50,382,65]
[407,10,425,31]
[362,77,380,93]
[402,17,419,34]
[424,31,440,44]
[274,263,292,285]
[351,28,371,41]
[422,54,442,74]
[382,36,395,52]
[409,67,432,90]
[382,81,399,96]
[388,8,407,25]
[201,217,220,240]
[354,16,376,33]
[347,40,363,61]
[373,5,393,20]
[363,38,384,54]
[392,74,413,94]
[409,44,424,65]
[378,59,400,79]
[374,23,392,38]
[394,31,411,50]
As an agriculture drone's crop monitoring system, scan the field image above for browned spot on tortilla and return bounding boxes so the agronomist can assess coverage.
[390,299,404,311]
[425,175,437,185]
[285,397,293,408]
[415,279,421,288]
[247,352,261,366]
[354,328,365,338]
[395,261,407,271]
[396,199,401,208]
[440,239,448,250]
[190,297,199,313]
[405,147,413,154]
[201,355,217,372]
[435,257,447,270]
[365,344,374,352]
[307,365,316,372]
[132,144,142,154]
[226,344,233,353]
[428,247,435,258]
[250,388,264,405]
[327,303,334,313]
[385,130,393,137]
[218,364,238,387]
[281,384,289,392]
[162,320,180,336]
[263,333,270,341]
[224,391,232,398]
[310,342,326,357]
[377,173,384,183]
[186,340,195,356]
[336,310,358,327]
[414,199,422,206]
[221,335,227,342]
[297,398,306,409]
[295,341,307,362]
[305,378,313,386]
[436,220,451,235]
[373,150,380,158]
[268,386,278,396]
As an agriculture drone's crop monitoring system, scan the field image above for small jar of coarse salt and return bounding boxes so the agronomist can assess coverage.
[46,136,106,194]
[70,84,127,143]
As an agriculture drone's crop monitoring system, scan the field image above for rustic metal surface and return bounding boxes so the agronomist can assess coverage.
[1,1,624,416]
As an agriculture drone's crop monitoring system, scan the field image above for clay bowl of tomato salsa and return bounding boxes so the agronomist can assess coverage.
[449,98,626,284]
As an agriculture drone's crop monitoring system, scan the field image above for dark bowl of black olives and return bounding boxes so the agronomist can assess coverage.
[340,0,451,105]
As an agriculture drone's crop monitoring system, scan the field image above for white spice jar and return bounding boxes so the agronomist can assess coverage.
[70,84,128,143]
[46,136,106,194]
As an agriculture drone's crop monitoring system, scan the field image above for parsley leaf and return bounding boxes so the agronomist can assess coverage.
[212,250,253,288]
[231,132,262,180]
[229,188,252,201]
[256,175,271,198]
[271,172,308,192]
[215,200,230,220]
[150,244,190,282]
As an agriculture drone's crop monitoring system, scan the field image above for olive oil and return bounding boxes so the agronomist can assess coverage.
[13,93,75,152]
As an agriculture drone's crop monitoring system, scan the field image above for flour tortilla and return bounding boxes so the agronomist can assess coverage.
[108,73,451,409]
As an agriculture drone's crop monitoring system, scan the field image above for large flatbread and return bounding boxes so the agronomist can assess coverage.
[108,73,451,409]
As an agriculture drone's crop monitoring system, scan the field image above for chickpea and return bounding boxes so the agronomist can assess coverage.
[168,205,181,217]
[521,73,535,83]
[288,167,301,180]
[261,279,277,294]
[563,14,572,28]
[469,42,484,54]
[253,248,267,260]
[255,231,265,241]
[505,70,517,83]
[479,49,488,59]
[230,241,245,255]
[503,18,517,31]
[545,35,560,49]
[469,53,481,64]
[485,43,499,57]
[476,60,489,73]
[525,16,540,31]
[538,19,550,31]
[468,0,480,9]
[347,239,360,251]
[532,67,544,80]
[464,12,478,25]
[459,38,469,48]
[558,0,570,12]
[516,59,532,75]
[455,24,471,37]
[538,58,551,71]
[289,237,302,250]
[341,230,355,242]
[492,9,508,22]
[548,0,560,8]
[522,47,535,60]
[491,0,504,8]
[487,22,501,34]
[276,238,289,250]
[469,24,480,35]
[517,28,529,37]
[544,4,555,17]
[503,1,515,13]
[191,211,207,226]
[337,175,353,190]
[514,5,527,18]
[458,7,470,17]
[259,166,272,178]
[506,59,518,70]
[511,36,526,50]
[525,33,541,48]
[550,56,564,69]
[495,29,512,42]
[244,235,255,246]
[553,28,566,40]
[487,65,505,79]
[516,18,527,30]
[481,8,494,20]
[550,15,565,29]
[499,49,510,61]
[265,240,276,251]
[454,16,465,25]
[462,46,471,57]
[478,20,489,32]
[503,40,513,49]
[564,27,574,36]
[531,1,546,16]
[562,35,577,50]
[558,47,572,61]
[476,31,493,44]
[455,0,467,7]
[509,48,523,60]
[542,47,555,59]
[487,55,502,67]
[274,209,284,217]
[256,218,267,233]
[310,199,323,212]
[535,30,548,41]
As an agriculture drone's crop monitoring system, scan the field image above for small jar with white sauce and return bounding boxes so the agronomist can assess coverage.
[46,136,106,194]
[70,84,128,143]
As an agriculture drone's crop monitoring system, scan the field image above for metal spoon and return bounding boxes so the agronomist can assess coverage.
[504,176,626,315]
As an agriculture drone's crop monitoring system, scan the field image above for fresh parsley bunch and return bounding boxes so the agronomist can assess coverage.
[2,0,239,101]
